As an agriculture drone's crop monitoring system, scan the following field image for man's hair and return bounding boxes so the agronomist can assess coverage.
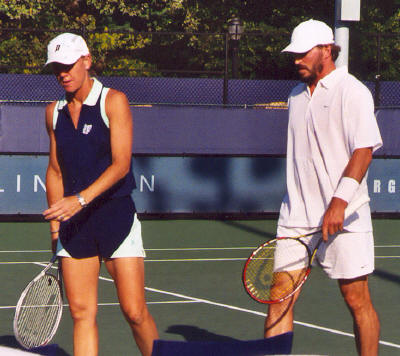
[331,44,341,61]
[317,44,341,61]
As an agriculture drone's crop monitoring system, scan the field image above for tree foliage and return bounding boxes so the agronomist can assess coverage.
[0,0,398,80]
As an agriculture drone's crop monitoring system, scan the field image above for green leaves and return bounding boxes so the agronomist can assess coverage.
[0,0,398,81]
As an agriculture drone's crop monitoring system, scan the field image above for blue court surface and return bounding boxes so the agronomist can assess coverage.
[0,218,399,355]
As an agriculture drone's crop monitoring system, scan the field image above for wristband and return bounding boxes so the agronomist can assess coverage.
[333,176,360,203]
[76,193,88,208]
[50,230,59,234]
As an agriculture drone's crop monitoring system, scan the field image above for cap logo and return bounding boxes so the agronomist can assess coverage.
[55,44,60,52]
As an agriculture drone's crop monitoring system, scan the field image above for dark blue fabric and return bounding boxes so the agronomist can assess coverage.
[60,196,135,258]
[151,332,293,356]
[54,84,136,198]
[29,344,58,356]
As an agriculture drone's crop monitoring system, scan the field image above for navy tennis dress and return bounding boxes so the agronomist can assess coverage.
[53,78,136,258]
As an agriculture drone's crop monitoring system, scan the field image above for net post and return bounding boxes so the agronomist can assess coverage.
[334,0,360,68]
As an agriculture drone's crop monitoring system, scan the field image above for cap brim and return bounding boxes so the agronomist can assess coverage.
[282,40,334,53]
[45,51,90,66]
[281,43,315,53]
[45,57,80,66]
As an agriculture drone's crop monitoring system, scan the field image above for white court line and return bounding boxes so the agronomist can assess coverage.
[0,300,199,311]
[0,258,248,265]
[0,250,51,253]
[144,256,400,261]
[145,258,248,262]
[1,244,399,254]
[375,245,400,248]
[0,262,49,265]
[2,255,400,265]
[146,247,254,251]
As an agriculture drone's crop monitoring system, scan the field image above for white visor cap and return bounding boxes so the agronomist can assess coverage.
[282,19,334,54]
[46,33,90,65]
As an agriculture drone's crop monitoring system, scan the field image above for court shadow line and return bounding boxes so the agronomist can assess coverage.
[0,335,70,355]
[220,220,275,240]
[165,325,239,342]
[373,268,400,285]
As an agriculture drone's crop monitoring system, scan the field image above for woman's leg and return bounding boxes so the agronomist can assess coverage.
[61,256,101,356]
[105,257,158,356]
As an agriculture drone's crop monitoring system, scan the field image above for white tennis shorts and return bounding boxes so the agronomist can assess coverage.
[57,213,146,258]
[274,226,375,279]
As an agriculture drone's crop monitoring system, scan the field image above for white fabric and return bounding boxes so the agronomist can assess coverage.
[282,19,334,53]
[56,213,146,258]
[275,226,375,279]
[278,66,382,231]
[333,176,360,203]
[111,213,146,258]
[100,87,110,128]
[52,78,108,130]
[46,33,89,65]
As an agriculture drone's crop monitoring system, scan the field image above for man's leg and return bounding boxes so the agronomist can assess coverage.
[339,275,380,356]
[264,271,302,337]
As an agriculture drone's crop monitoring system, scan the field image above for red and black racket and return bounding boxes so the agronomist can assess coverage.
[242,202,365,304]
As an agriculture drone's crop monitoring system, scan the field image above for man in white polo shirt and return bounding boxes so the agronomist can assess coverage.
[264,20,382,356]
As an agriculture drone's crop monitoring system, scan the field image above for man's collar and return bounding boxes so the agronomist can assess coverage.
[319,66,348,89]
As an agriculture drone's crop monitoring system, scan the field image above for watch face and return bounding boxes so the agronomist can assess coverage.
[77,194,87,207]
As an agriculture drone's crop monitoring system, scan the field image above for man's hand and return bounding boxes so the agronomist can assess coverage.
[322,197,348,242]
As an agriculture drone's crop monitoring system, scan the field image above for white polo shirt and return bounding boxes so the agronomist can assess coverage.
[278,66,382,231]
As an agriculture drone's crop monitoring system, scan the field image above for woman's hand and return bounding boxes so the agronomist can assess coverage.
[43,195,83,222]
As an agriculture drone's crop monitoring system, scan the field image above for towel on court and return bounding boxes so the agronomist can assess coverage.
[151,332,293,355]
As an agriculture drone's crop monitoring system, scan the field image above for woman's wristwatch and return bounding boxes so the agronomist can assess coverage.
[76,193,88,208]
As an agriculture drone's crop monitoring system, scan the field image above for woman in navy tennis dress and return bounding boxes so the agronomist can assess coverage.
[43,33,158,356]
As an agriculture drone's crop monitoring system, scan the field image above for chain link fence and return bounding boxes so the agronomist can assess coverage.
[0,27,398,107]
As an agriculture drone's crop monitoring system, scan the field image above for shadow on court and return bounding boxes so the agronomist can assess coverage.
[373,268,400,285]
[166,325,238,342]
[0,335,69,355]
[0,335,23,350]
[221,220,276,240]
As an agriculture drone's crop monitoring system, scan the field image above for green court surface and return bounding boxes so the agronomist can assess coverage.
[0,218,399,355]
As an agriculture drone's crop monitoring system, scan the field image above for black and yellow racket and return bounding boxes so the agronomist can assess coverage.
[13,255,63,349]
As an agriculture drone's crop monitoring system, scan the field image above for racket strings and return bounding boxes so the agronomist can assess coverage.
[244,239,309,302]
[16,273,62,349]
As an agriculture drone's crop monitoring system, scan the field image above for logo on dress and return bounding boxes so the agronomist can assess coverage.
[82,124,92,135]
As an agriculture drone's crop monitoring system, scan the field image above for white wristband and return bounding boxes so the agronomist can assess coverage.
[333,177,360,203]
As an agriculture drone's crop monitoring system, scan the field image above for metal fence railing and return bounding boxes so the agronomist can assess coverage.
[0,28,399,107]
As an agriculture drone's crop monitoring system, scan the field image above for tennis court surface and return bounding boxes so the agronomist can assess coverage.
[1,218,399,355]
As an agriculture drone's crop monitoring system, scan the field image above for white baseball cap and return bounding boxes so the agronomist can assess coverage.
[46,33,90,65]
[282,19,334,53]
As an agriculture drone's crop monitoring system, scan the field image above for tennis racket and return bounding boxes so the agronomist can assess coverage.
[242,200,366,304]
[13,255,63,349]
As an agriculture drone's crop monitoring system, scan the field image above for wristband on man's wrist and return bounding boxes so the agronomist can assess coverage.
[333,176,360,203]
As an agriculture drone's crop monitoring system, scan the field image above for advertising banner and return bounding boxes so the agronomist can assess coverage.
[0,155,398,215]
